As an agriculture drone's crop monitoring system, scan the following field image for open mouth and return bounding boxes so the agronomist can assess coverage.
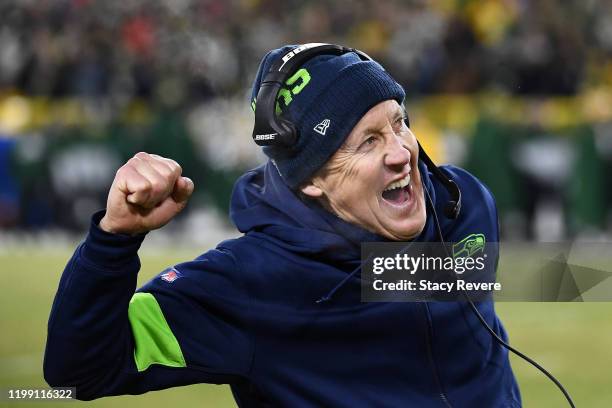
[381,174,412,206]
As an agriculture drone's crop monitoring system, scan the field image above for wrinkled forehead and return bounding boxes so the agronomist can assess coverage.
[346,100,406,141]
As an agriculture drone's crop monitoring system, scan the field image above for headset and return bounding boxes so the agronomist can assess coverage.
[251,43,574,407]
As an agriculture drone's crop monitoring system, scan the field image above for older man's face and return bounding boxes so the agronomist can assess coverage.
[301,100,426,241]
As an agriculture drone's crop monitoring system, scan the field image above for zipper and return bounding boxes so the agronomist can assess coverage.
[421,303,453,408]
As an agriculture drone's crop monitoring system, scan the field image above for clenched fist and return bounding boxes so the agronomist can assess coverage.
[99,152,194,235]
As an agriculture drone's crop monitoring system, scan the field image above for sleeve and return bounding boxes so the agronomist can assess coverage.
[43,211,253,400]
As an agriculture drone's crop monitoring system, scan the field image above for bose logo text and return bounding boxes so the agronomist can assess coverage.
[255,133,278,140]
[280,43,326,69]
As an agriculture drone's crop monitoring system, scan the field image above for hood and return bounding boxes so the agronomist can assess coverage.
[229,160,440,265]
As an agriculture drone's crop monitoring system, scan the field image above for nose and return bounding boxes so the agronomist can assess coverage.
[383,133,411,171]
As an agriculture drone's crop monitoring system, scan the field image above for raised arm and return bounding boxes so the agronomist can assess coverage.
[43,153,252,400]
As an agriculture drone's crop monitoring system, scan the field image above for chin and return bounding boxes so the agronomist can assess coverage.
[387,212,427,241]
[395,226,425,241]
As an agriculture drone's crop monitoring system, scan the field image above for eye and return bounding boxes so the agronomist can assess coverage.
[390,117,402,133]
[359,135,378,150]
[394,116,409,128]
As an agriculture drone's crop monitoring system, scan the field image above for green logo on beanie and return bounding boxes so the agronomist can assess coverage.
[251,68,312,114]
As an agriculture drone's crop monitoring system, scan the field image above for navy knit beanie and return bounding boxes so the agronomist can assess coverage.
[250,45,406,189]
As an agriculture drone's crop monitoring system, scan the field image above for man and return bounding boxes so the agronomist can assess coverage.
[44,44,522,407]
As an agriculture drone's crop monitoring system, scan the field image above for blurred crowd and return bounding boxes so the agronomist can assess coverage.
[0,0,611,240]
[2,0,612,99]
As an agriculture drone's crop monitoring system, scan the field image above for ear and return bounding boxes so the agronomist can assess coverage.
[300,183,324,198]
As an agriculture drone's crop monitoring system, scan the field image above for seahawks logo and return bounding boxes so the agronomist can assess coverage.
[452,233,485,258]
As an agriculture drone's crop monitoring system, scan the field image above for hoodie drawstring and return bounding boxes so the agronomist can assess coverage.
[316,253,374,304]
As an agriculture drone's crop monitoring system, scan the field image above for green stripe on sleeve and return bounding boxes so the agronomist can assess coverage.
[128,292,186,372]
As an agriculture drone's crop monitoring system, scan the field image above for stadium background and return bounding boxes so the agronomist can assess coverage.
[0,0,611,406]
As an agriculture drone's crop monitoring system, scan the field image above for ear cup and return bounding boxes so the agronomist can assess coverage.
[274,117,298,148]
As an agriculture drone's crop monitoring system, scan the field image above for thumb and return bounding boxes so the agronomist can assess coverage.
[172,176,194,204]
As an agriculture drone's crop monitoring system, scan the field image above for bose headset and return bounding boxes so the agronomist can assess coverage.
[251,43,575,408]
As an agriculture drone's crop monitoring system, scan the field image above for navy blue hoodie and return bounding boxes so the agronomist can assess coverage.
[44,161,521,407]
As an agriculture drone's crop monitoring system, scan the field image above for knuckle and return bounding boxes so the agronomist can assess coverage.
[158,164,174,179]
[134,151,149,160]
[116,164,131,178]
[139,178,153,192]
[151,157,175,178]
[168,159,182,173]
[149,180,166,196]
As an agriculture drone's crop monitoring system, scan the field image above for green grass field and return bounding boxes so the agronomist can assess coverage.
[1,245,611,407]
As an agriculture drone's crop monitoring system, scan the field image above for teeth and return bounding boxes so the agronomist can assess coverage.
[384,174,411,192]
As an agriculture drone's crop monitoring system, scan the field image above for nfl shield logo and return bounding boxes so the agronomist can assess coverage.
[160,268,182,283]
